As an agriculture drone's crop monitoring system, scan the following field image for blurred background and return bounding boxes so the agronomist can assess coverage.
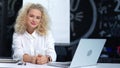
[0,0,120,63]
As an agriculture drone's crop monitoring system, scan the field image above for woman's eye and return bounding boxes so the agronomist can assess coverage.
[36,17,41,19]
[29,15,34,17]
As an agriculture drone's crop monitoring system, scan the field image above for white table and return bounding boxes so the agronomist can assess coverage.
[0,63,120,68]
[0,63,61,68]
[96,63,120,68]
[80,63,120,68]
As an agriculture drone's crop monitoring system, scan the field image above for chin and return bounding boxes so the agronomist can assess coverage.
[30,26,37,29]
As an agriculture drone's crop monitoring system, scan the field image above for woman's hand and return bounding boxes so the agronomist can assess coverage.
[23,54,52,64]
[31,56,37,64]
[23,54,36,64]
[36,54,49,64]
[23,54,32,63]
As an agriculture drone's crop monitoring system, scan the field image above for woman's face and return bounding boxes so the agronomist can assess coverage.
[26,9,41,30]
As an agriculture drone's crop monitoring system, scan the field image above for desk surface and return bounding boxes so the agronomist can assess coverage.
[0,63,61,68]
[97,63,120,68]
[0,63,120,68]
[79,63,120,68]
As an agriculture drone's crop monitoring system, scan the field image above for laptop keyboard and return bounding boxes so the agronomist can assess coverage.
[0,58,19,63]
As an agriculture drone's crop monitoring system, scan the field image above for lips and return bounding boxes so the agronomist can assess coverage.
[31,22,36,25]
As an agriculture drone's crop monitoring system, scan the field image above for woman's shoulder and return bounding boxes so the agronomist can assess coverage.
[13,32,24,37]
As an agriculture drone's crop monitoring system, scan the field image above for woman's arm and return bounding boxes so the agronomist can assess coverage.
[12,33,24,61]
[45,31,57,62]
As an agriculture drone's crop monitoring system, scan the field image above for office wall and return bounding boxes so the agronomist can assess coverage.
[70,0,120,61]
[0,0,22,57]
[70,0,120,40]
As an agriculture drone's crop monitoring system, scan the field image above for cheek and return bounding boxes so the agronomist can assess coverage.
[26,19,33,26]
[26,17,31,22]
[37,20,41,25]
[25,17,29,23]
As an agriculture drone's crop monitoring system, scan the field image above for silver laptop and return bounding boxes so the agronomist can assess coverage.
[0,58,18,63]
[0,57,19,63]
[48,38,106,68]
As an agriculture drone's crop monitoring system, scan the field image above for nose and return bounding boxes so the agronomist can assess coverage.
[32,17,36,22]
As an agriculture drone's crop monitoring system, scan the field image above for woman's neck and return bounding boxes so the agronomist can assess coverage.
[26,28,34,34]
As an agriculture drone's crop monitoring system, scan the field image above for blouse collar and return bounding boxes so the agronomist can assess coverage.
[24,30,38,39]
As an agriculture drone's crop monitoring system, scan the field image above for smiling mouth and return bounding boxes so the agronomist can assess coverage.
[31,22,36,25]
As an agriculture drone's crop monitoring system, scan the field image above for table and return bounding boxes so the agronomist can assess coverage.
[80,63,120,68]
[0,63,120,68]
[96,63,120,68]
[0,63,61,68]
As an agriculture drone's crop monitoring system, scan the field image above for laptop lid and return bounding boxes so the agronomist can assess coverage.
[70,38,106,68]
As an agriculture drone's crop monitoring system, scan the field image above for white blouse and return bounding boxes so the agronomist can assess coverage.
[12,30,56,61]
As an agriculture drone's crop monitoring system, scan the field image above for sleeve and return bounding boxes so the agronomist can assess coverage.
[12,33,24,61]
[45,30,57,61]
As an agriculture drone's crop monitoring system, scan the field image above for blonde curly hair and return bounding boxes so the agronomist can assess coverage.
[14,3,49,36]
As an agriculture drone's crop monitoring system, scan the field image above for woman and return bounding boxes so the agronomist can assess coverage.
[12,3,56,64]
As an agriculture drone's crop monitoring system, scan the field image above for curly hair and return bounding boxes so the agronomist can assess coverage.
[14,3,49,36]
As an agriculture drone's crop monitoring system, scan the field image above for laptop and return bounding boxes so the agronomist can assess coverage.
[0,58,18,63]
[47,38,106,68]
[0,47,19,63]
[0,55,19,63]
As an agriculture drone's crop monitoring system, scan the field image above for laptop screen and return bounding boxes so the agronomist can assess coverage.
[70,38,106,68]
